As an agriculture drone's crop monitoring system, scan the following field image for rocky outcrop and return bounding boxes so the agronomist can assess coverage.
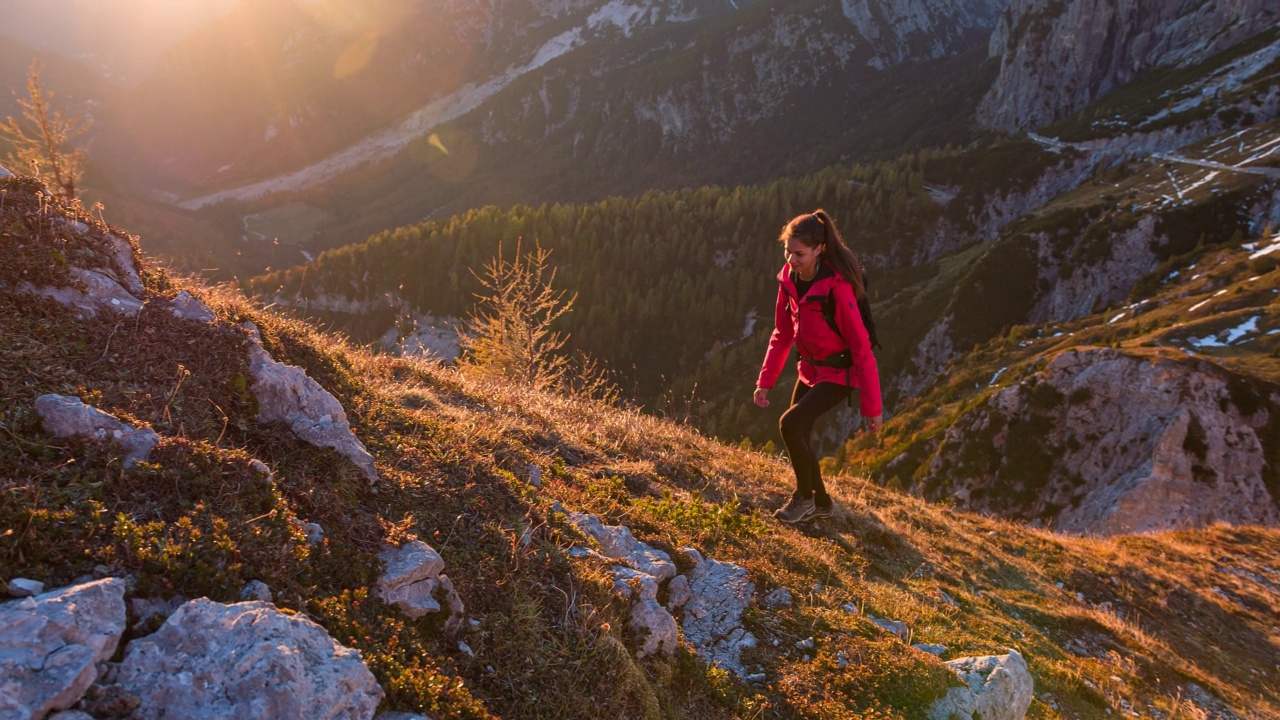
[928,649,1035,720]
[916,348,1280,534]
[1027,214,1162,324]
[978,0,1280,131]
[567,512,676,580]
[678,548,756,679]
[243,322,379,483]
[839,0,1008,69]
[35,394,160,468]
[0,579,127,720]
[376,540,465,631]
[114,598,383,720]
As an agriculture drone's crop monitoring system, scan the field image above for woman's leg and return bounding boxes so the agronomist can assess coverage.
[779,380,849,504]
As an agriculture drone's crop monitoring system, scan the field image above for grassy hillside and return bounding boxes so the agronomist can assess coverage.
[3,176,1279,718]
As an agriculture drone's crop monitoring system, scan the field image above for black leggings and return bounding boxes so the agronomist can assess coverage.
[779,380,848,500]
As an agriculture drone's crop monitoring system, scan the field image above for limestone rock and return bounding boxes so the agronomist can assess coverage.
[666,575,691,611]
[243,322,378,483]
[114,598,383,720]
[378,541,445,592]
[0,164,12,179]
[869,616,910,643]
[928,649,1035,720]
[8,578,44,598]
[0,579,127,720]
[678,548,756,679]
[978,0,1280,131]
[916,348,1280,534]
[611,566,660,602]
[567,513,676,580]
[22,267,143,319]
[763,587,793,609]
[168,290,217,323]
[240,581,272,603]
[35,394,160,468]
[629,598,678,659]
[377,541,457,622]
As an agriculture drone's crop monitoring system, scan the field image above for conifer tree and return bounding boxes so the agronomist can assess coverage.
[0,60,90,199]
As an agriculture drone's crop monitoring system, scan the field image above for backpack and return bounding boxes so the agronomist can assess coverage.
[817,271,880,352]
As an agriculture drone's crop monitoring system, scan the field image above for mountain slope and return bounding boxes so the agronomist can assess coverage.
[3,173,1279,718]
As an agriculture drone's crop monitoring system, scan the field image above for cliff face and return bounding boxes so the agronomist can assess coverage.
[976,0,1280,132]
[916,348,1280,535]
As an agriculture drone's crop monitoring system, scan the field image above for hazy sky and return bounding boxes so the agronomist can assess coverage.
[0,0,237,80]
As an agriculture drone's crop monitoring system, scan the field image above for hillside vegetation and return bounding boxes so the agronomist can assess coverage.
[4,175,1280,718]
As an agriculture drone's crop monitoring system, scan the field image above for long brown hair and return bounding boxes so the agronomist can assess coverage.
[780,209,866,298]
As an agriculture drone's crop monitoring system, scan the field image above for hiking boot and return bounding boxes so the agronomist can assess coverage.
[811,497,834,519]
[774,493,815,524]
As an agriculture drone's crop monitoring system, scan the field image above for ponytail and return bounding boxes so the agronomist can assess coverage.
[780,209,866,299]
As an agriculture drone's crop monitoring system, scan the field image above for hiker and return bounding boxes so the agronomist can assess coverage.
[753,209,882,524]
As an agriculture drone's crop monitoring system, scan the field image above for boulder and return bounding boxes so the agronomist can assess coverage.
[678,548,756,679]
[0,579,127,720]
[566,513,676,580]
[243,322,378,483]
[629,599,678,659]
[21,267,143,319]
[34,394,160,467]
[0,164,12,179]
[8,578,44,598]
[611,566,660,602]
[240,581,272,603]
[114,598,383,720]
[928,649,1035,720]
[763,587,793,609]
[869,615,910,643]
[665,575,691,611]
[168,290,217,323]
[377,541,461,623]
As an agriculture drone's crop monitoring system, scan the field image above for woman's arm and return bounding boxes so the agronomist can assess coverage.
[755,284,794,391]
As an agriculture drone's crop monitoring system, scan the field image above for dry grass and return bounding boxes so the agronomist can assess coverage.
[3,174,1279,718]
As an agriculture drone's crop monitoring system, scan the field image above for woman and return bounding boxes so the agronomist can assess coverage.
[753,210,882,523]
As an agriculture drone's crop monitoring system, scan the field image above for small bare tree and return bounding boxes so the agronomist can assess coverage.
[1,60,90,199]
[462,239,577,388]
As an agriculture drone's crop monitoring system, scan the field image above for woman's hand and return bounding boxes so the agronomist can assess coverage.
[753,387,770,408]
[864,415,882,434]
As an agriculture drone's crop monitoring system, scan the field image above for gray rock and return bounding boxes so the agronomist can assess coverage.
[0,164,12,179]
[8,578,44,598]
[629,598,678,659]
[129,596,187,632]
[526,464,542,489]
[378,541,445,593]
[0,579,127,720]
[665,575,692,611]
[869,616,910,643]
[291,519,324,545]
[927,649,1035,720]
[382,577,441,618]
[103,234,143,297]
[914,643,948,656]
[763,587,793,609]
[377,541,450,620]
[168,290,217,323]
[240,581,272,603]
[49,712,96,720]
[611,566,660,602]
[21,267,143,318]
[243,322,379,483]
[376,713,432,720]
[115,598,383,720]
[566,512,676,580]
[679,547,756,679]
[35,394,160,467]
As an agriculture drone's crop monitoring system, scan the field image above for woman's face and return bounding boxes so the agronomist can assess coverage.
[785,237,823,279]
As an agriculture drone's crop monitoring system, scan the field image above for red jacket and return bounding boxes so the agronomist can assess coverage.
[756,263,882,417]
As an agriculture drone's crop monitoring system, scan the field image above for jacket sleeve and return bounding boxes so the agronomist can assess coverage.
[756,285,794,389]
[832,281,882,417]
